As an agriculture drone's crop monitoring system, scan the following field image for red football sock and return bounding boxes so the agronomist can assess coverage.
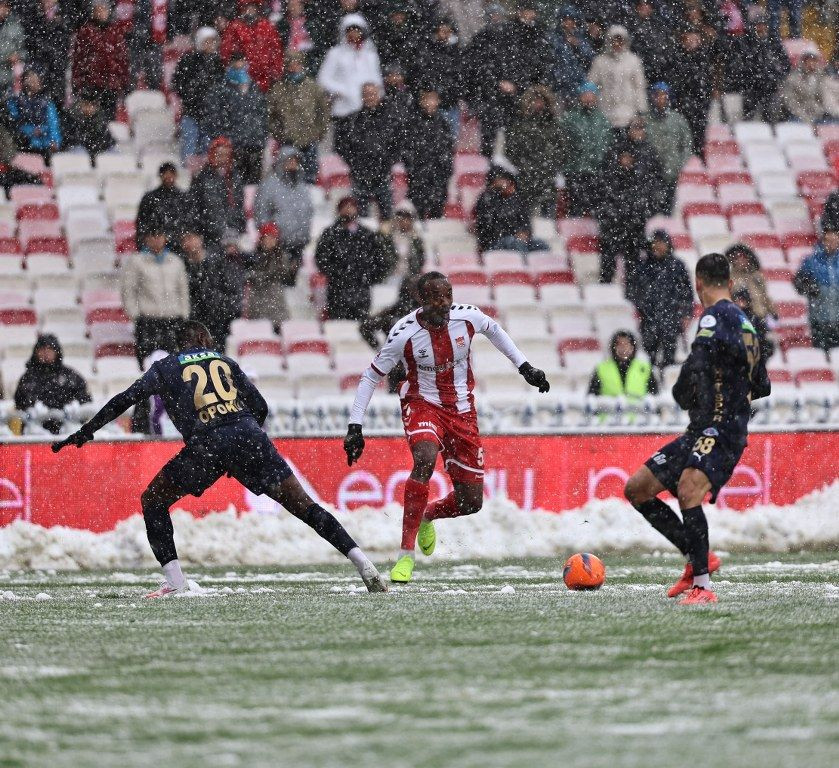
[423,492,460,520]
[401,478,429,551]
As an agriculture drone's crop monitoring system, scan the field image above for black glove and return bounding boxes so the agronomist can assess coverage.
[344,424,365,466]
[51,427,93,453]
[519,362,550,393]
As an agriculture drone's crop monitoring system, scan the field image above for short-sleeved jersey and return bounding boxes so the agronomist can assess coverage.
[371,304,525,415]
[87,347,269,441]
[674,299,770,437]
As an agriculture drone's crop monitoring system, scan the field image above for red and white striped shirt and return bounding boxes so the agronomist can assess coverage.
[350,304,527,422]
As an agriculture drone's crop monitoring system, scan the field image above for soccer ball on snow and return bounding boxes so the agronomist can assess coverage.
[563,553,606,590]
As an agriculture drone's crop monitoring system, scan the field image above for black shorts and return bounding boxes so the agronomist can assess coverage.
[644,428,746,503]
[161,423,293,497]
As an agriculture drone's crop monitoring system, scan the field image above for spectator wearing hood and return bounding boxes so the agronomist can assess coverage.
[504,84,562,216]
[14,335,91,433]
[627,0,671,87]
[380,200,425,284]
[474,167,548,254]
[0,0,26,96]
[413,15,464,138]
[203,52,268,184]
[317,14,382,162]
[794,226,839,350]
[254,146,313,265]
[552,4,595,106]
[558,82,613,217]
[344,82,399,219]
[220,1,284,93]
[172,26,225,160]
[587,24,647,128]
[669,27,713,156]
[596,137,659,286]
[185,136,246,247]
[587,330,657,398]
[246,222,301,328]
[645,83,693,213]
[375,1,423,77]
[121,227,190,364]
[314,195,394,320]
[629,231,693,367]
[266,50,330,184]
[736,9,789,121]
[136,162,184,250]
[780,52,830,124]
[6,68,61,158]
[726,244,777,322]
[63,90,115,160]
[71,0,130,120]
[403,88,453,220]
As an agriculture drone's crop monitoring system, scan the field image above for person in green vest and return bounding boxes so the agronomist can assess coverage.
[588,330,658,398]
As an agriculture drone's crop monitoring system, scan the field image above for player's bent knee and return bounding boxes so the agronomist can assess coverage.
[624,475,648,506]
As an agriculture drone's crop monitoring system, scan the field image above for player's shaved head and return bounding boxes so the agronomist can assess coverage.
[417,270,449,298]
[178,320,214,350]
[695,253,730,287]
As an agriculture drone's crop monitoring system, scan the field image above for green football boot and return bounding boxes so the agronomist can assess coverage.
[417,520,436,556]
[389,554,415,583]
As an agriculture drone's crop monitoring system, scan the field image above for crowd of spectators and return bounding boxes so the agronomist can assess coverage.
[2,0,839,425]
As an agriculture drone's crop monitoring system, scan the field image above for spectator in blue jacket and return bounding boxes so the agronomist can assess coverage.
[793,226,839,350]
[553,4,594,106]
[6,68,61,159]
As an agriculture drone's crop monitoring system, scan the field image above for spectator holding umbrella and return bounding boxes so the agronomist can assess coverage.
[793,225,839,351]
[220,1,284,93]
[71,0,130,120]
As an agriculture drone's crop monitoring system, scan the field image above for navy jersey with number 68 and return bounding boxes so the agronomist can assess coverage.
[672,299,771,438]
[83,347,269,440]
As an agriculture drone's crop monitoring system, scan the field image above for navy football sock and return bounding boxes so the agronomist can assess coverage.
[681,505,710,576]
[635,498,689,556]
[294,503,357,557]
[143,500,178,566]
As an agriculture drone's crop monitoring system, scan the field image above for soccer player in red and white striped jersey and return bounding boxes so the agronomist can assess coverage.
[345,272,550,582]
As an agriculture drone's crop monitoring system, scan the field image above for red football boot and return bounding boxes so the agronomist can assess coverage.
[666,551,722,598]
[678,586,718,605]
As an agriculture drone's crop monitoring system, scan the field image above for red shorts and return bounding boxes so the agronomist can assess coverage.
[401,399,484,484]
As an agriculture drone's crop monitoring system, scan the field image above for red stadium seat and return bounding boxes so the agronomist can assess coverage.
[25,236,68,256]
[558,337,600,354]
[86,307,130,325]
[795,369,835,386]
[797,170,836,199]
[704,140,739,158]
[764,268,794,282]
[238,339,283,357]
[16,203,60,220]
[94,342,136,357]
[0,237,22,254]
[0,307,36,325]
[565,234,600,253]
[780,232,817,250]
[713,171,753,186]
[448,270,489,286]
[490,269,532,286]
[742,233,782,251]
[768,368,794,385]
[534,269,575,286]
[725,201,767,218]
[682,201,724,219]
[669,233,695,250]
[286,339,330,356]
[678,171,712,186]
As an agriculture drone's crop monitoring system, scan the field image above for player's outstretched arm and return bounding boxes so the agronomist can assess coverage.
[51,371,159,453]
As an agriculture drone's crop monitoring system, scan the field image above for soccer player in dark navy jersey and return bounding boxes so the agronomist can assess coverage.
[624,253,771,604]
[53,321,387,596]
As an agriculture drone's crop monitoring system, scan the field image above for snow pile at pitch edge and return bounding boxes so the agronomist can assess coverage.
[1,482,839,570]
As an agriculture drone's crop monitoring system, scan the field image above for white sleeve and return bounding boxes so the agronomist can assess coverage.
[478,312,528,368]
[348,331,406,426]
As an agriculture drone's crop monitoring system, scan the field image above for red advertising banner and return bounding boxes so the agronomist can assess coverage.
[0,432,837,531]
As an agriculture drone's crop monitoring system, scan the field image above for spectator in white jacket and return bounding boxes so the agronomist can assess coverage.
[587,25,647,128]
[120,227,190,366]
[317,13,382,161]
